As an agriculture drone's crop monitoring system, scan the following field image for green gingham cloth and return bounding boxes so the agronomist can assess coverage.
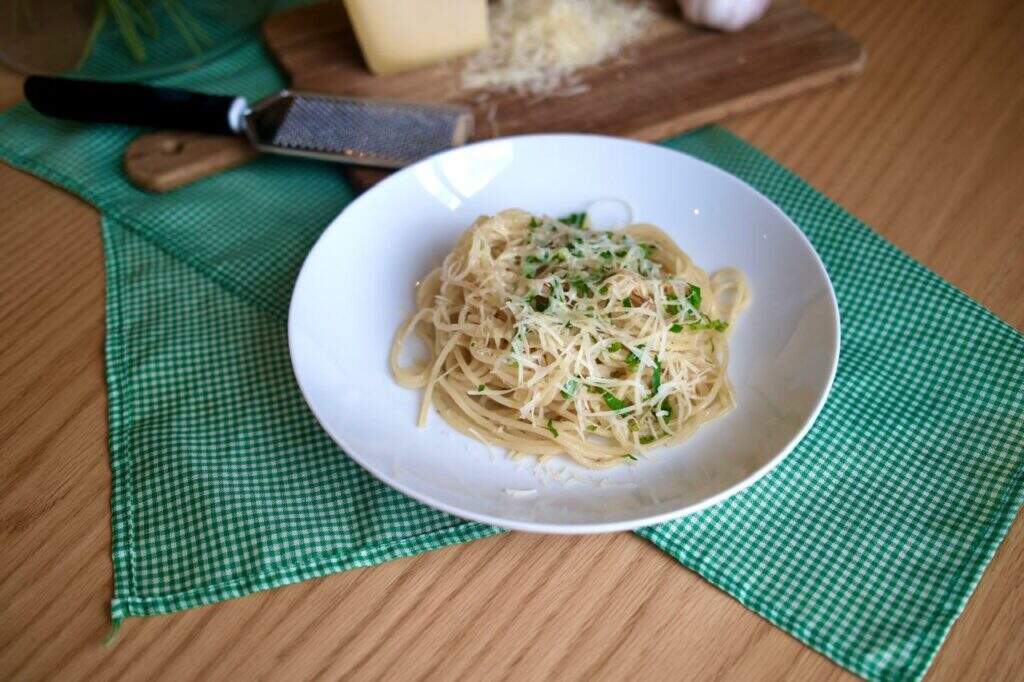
[1,40,1021,682]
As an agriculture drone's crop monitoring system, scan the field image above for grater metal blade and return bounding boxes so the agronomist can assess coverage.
[242,91,474,168]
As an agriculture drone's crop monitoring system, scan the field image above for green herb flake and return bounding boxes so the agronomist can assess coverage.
[559,212,587,229]
[665,304,681,316]
[686,284,702,310]
[598,285,609,295]
[688,316,728,332]
[599,250,612,260]
[625,352,640,370]
[528,216,540,229]
[587,425,597,432]
[669,323,683,333]
[660,398,673,419]
[546,419,559,438]
[652,355,662,394]
[560,379,579,399]
[622,298,633,308]
[477,384,485,391]
[572,280,592,298]
[638,435,656,445]
[609,341,623,352]
[623,454,638,461]
[600,390,631,412]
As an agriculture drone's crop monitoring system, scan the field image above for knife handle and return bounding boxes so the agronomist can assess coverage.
[23,76,246,136]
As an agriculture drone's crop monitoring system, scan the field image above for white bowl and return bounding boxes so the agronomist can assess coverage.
[289,134,840,534]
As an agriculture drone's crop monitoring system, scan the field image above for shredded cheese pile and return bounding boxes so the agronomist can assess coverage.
[461,0,658,97]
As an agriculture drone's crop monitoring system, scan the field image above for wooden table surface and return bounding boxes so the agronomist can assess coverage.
[2,1,1022,680]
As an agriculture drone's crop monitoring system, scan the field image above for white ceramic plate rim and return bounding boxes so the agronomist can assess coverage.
[289,133,841,534]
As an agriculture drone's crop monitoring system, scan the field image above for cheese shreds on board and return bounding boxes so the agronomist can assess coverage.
[461,0,658,97]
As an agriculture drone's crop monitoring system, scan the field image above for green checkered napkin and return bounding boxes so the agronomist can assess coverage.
[0,39,1020,682]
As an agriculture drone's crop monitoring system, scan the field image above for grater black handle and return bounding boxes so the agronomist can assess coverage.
[23,75,244,136]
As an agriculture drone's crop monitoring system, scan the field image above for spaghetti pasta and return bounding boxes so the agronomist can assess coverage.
[390,209,749,469]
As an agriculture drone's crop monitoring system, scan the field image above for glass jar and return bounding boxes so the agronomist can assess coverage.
[0,0,273,80]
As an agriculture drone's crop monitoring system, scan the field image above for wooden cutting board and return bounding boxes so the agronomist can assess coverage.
[123,0,864,192]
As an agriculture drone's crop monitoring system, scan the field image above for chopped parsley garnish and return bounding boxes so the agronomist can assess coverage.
[625,351,640,370]
[615,249,628,258]
[669,323,683,333]
[660,398,673,419]
[560,379,579,399]
[686,284,702,310]
[528,217,540,229]
[651,355,662,394]
[599,250,612,260]
[587,425,597,432]
[608,341,623,352]
[572,280,592,298]
[598,285,609,295]
[689,316,728,331]
[477,384,485,391]
[640,243,655,258]
[546,419,559,437]
[638,435,657,445]
[559,212,587,229]
[622,297,633,308]
[599,390,631,412]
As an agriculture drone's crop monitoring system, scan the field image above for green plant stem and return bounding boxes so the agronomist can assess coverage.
[129,0,159,38]
[76,2,109,70]
[169,0,213,47]
[107,0,147,62]
[161,0,202,56]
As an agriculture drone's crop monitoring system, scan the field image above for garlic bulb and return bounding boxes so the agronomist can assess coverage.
[678,0,772,32]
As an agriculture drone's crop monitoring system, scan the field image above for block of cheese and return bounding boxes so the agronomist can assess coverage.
[342,0,490,76]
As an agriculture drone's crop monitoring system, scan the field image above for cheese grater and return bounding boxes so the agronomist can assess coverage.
[24,76,474,168]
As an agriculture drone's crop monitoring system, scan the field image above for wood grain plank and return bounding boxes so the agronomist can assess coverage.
[0,0,1022,680]
[121,0,864,192]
